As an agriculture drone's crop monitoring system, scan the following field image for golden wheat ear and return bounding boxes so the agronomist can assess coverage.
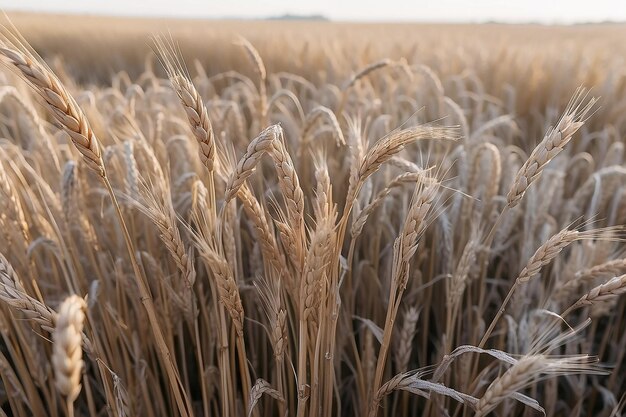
[507,88,597,208]
[52,295,86,417]
[153,35,216,173]
[0,24,106,177]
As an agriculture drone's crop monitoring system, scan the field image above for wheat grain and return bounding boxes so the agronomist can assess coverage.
[0,41,105,176]
[507,89,596,207]
[52,295,86,408]
[395,307,419,372]
[225,124,280,201]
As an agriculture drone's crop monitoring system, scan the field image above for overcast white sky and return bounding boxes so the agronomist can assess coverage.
[2,0,626,23]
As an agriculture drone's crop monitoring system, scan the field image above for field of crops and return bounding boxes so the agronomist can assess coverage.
[0,13,626,417]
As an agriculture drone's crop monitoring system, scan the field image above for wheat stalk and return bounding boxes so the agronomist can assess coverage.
[369,180,440,415]
[0,32,193,417]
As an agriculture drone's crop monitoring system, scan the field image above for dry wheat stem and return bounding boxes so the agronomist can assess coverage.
[1,21,626,417]
[370,180,439,415]
[0,36,195,415]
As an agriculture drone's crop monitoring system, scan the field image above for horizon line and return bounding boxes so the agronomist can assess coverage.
[5,8,626,26]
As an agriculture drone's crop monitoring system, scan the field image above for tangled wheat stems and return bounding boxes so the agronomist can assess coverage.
[0,28,193,417]
[1,18,626,417]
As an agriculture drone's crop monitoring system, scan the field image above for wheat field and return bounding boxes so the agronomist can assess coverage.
[0,12,625,417]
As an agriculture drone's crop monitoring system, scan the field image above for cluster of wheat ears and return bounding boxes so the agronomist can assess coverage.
[0,19,625,417]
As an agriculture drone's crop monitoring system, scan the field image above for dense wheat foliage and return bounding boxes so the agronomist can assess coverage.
[0,13,626,417]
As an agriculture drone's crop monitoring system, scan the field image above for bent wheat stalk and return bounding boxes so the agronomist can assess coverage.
[369,180,439,417]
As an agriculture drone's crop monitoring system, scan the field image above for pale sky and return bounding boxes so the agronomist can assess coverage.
[2,0,626,23]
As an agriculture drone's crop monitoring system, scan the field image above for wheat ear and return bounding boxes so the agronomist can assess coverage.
[238,37,268,126]
[563,274,626,316]
[52,295,86,417]
[224,124,281,201]
[479,226,622,348]
[0,43,105,176]
[474,354,601,417]
[507,89,596,208]
[553,258,626,302]
[248,378,284,417]
[154,37,216,172]
[270,133,306,268]
[395,307,420,373]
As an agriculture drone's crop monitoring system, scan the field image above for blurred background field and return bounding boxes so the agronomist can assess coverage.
[7,13,626,130]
